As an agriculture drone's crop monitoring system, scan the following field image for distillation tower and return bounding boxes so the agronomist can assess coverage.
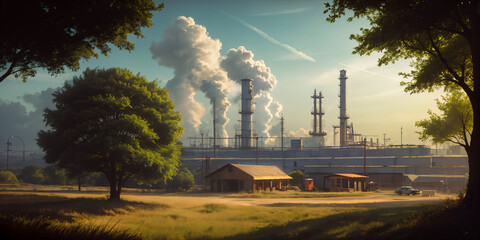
[339,70,349,147]
[240,79,254,148]
[309,89,327,146]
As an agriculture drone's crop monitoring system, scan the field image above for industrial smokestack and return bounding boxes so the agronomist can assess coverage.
[339,70,349,147]
[240,79,254,148]
[310,89,327,146]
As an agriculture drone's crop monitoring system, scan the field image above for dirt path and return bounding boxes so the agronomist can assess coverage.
[181,193,453,207]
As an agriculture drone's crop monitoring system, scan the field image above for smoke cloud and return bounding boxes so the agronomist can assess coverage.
[150,16,231,145]
[221,46,283,143]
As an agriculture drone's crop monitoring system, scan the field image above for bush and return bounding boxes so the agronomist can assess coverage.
[43,165,68,185]
[289,170,306,187]
[166,168,194,191]
[0,171,19,184]
[17,165,45,184]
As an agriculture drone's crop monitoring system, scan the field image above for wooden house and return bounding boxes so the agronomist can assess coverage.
[206,164,292,193]
[323,173,368,192]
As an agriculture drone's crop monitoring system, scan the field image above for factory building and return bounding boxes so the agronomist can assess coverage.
[182,70,469,193]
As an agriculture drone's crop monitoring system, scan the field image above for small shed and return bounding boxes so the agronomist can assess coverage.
[304,178,314,191]
[206,164,292,193]
[324,173,368,192]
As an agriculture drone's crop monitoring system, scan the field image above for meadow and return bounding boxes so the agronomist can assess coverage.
[0,184,467,240]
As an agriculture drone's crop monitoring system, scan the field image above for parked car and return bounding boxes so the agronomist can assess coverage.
[395,186,422,195]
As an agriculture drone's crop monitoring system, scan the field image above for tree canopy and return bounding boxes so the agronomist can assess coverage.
[325,0,480,223]
[37,68,183,200]
[0,1,163,83]
[416,91,473,149]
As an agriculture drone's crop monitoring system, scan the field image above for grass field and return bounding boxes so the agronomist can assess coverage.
[227,191,376,198]
[0,184,465,240]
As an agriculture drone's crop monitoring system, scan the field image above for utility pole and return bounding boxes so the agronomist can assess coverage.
[6,136,25,170]
[6,141,11,170]
[363,138,367,175]
[280,116,284,151]
[213,99,216,158]
[401,127,403,148]
[255,136,259,165]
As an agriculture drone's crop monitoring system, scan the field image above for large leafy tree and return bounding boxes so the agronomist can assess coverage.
[37,68,183,200]
[325,0,480,222]
[416,91,473,148]
[0,1,163,83]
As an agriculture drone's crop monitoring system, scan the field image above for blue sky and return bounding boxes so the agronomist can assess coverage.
[0,0,444,150]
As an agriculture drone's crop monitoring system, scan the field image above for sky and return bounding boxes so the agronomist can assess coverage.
[0,0,445,152]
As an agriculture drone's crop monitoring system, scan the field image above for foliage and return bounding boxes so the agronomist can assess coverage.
[324,0,480,219]
[416,91,473,148]
[0,171,18,184]
[43,165,68,185]
[288,170,306,187]
[17,165,45,184]
[325,1,475,94]
[0,1,163,83]
[166,168,195,192]
[37,68,183,200]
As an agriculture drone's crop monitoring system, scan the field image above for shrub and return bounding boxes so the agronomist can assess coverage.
[289,170,306,187]
[166,168,194,191]
[17,165,45,184]
[43,165,68,185]
[0,171,18,184]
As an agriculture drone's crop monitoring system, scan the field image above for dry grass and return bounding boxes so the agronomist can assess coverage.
[0,184,451,240]
[225,191,375,199]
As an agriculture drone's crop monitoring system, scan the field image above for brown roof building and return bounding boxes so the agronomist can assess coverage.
[323,173,368,192]
[206,164,292,193]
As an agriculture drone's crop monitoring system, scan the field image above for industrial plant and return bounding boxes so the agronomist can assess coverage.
[181,70,468,193]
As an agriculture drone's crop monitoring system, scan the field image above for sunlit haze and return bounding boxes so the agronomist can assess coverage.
[0,0,444,150]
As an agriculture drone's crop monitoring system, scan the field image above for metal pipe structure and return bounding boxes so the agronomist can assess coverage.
[339,70,349,147]
[240,79,254,148]
[310,89,327,146]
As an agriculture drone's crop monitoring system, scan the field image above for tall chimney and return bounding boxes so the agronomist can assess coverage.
[310,89,326,146]
[240,79,253,148]
[339,70,349,147]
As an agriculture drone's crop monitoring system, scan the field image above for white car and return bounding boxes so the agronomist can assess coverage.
[395,186,421,195]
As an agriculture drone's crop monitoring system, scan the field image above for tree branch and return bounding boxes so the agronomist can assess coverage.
[453,8,471,36]
[426,29,473,96]
[0,59,18,83]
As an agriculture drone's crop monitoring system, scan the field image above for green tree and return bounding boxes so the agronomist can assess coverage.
[416,91,473,147]
[0,1,163,83]
[0,170,19,184]
[43,164,68,185]
[325,0,480,222]
[166,168,195,192]
[37,68,183,200]
[18,165,45,184]
[289,170,306,187]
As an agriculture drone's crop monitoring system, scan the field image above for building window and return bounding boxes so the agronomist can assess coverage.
[228,166,233,172]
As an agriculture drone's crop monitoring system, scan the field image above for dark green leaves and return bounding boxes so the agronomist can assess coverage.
[37,68,183,191]
[0,0,163,83]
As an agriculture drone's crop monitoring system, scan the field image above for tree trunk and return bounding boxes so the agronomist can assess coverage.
[465,7,480,228]
[108,178,122,200]
[77,176,82,191]
[464,102,480,227]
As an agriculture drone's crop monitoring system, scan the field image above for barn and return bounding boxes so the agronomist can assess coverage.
[323,173,368,192]
[206,164,292,193]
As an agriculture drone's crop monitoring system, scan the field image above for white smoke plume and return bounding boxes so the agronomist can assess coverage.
[221,46,283,143]
[287,128,310,137]
[150,16,231,145]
